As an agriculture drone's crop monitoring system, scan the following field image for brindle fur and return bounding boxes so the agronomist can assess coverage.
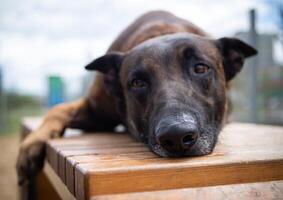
[16,10,257,184]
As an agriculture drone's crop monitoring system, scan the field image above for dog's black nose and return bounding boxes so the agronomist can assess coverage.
[156,122,199,152]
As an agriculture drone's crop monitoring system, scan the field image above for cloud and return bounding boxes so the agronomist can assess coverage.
[0,0,280,96]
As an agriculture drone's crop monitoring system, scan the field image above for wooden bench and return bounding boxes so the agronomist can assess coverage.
[20,117,283,200]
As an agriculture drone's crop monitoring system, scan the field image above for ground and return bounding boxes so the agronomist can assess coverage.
[0,135,20,200]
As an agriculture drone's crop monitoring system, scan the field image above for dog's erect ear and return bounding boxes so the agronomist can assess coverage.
[216,37,257,81]
[85,52,124,96]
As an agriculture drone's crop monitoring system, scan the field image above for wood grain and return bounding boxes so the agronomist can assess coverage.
[91,180,283,200]
[23,118,283,200]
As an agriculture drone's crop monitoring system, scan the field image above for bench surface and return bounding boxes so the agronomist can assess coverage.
[22,118,283,200]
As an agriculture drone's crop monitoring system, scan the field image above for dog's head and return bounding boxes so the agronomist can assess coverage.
[86,33,257,157]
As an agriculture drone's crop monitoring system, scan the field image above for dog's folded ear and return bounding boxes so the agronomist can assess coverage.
[85,52,124,73]
[216,37,257,81]
[85,52,124,96]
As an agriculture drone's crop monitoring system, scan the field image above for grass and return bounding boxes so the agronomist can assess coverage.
[0,93,45,135]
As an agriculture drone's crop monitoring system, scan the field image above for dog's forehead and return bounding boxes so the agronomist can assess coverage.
[134,33,209,49]
[123,33,219,67]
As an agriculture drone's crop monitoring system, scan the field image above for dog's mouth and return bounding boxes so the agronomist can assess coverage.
[149,135,217,157]
[148,121,219,158]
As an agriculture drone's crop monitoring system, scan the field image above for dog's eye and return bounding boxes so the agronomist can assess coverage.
[130,79,148,89]
[193,63,210,74]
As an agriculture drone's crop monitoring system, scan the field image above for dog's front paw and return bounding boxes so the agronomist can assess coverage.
[16,138,46,185]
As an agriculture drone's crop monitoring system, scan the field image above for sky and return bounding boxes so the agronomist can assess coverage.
[0,0,282,98]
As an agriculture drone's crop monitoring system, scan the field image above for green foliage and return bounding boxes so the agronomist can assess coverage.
[0,92,44,135]
[5,93,42,110]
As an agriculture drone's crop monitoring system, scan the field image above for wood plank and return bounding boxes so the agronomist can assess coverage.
[55,135,143,184]
[65,150,156,195]
[91,180,283,200]
[43,162,76,200]
[59,144,147,185]
[81,160,282,196]
[35,171,62,200]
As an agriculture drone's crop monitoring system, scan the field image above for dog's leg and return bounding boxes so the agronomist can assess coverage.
[16,98,87,185]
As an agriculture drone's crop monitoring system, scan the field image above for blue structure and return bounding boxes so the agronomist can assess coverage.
[48,76,64,107]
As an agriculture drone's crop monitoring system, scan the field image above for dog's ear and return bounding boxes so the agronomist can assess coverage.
[216,37,257,81]
[85,52,124,96]
[85,52,124,73]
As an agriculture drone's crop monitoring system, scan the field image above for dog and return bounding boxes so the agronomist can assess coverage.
[16,10,257,185]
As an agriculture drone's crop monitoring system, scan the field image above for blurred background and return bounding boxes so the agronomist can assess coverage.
[0,0,282,199]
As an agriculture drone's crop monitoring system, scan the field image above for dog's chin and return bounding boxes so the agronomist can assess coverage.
[148,128,218,158]
[149,142,214,158]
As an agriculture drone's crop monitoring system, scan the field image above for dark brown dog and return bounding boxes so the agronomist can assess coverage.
[16,10,257,184]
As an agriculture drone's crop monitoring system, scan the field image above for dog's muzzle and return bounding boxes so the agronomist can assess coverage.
[155,113,199,154]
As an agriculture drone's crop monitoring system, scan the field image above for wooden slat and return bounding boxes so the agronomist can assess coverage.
[59,144,146,184]
[91,180,283,200]
[43,162,75,200]
[57,137,137,182]
[65,148,155,195]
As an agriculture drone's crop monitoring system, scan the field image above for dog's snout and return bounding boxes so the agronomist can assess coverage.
[156,120,199,153]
